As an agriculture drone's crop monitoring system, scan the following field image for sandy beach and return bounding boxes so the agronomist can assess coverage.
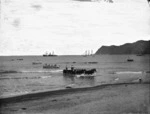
[0,82,149,114]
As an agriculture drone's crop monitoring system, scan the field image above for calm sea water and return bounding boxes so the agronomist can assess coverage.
[0,55,149,98]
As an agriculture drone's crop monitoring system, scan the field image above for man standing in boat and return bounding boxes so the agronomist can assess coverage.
[71,65,74,71]
[65,65,68,70]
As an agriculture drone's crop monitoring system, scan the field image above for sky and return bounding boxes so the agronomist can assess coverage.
[0,0,150,55]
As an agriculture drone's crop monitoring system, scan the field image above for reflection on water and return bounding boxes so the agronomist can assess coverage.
[63,74,95,86]
[63,74,75,84]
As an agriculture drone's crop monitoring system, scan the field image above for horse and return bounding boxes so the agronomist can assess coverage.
[63,68,85,75]
[63,69,75,74]
[84,69,96,75]
[74,69,86,74]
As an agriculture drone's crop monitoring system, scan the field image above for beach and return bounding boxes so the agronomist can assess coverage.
[0,0,150,113]
[0,82,149,114]
[0,55,150,114]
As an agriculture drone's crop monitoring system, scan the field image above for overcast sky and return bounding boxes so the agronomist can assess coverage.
[0,0,150,55]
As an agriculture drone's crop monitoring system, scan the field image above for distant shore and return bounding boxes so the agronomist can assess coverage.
[0,82,149,114]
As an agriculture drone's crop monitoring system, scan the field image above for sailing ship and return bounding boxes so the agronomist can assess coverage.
[83,50,94,57]
[43,51,57,57]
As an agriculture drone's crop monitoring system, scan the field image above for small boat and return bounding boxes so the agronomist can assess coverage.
[43,64,60,69]
[136,54,144,56]
[88,62,98,64]
[32,62,42,65]
[66,84,76,89]
[127,59,134,62]
[63,66,96,77]
[17,58,23,61]
[127,56,134,62]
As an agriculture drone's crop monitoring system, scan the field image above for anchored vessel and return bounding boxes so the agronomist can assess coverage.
[127,59,134,62]
[43,51,57,57]
[83,50,94,57]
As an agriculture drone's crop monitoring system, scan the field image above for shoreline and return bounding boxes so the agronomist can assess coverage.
[0,82,149,114]
[0,82,149,104]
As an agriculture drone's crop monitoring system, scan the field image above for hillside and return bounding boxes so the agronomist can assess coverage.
[95,40,150,54]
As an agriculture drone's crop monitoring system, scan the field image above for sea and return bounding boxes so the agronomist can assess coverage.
[0,0,150,98]
[0,55,150,98]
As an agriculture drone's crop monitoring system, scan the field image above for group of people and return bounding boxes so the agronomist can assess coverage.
[64,65,96,75]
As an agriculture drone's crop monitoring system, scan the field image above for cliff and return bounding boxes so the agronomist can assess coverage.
[95,40,150,54]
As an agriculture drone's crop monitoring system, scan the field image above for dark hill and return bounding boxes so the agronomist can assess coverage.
[95,40,150,54]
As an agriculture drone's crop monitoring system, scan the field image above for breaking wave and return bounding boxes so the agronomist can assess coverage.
[0,70,63,74]
[0,75,52,80]
[115,71,143,74]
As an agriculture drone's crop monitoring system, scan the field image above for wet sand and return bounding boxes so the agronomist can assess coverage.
[0,82,149,114]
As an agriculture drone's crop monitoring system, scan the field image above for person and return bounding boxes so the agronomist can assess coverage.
[71,65,74,71]
[139,78,142,83]
[66,65,68,70]
[148,0,150,6]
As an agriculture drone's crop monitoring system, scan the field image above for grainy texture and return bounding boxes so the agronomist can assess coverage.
[0,83,149,114]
